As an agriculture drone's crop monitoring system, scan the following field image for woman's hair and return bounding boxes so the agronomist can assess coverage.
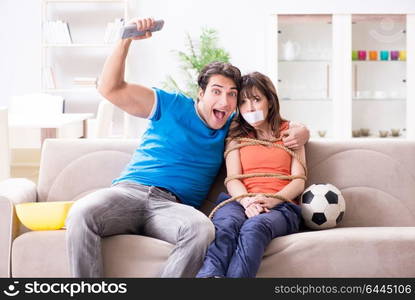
[228,71,286,140]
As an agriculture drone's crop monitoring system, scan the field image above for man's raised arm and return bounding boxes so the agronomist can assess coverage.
[97,18,156,118]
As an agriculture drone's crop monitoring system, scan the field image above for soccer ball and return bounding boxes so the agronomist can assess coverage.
[300,183,346,230]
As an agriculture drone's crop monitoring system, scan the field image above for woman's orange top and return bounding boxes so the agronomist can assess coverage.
[239,121,291,194]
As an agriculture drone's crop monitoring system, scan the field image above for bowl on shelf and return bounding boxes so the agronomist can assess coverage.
[373,91,387,99]
[356,90,371,99]
[352,130,361,137]
[317,130,327,138]
[391,128,401,137]
[379,130,389,138]
[360,128,370,137]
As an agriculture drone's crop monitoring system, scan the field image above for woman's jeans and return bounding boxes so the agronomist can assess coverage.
[197,192,301,278]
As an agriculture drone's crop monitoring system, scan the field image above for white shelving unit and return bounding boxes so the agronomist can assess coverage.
[274,14,334,139]
[269,13,415,140]
[351,15,407,139]
[41,0,128,136]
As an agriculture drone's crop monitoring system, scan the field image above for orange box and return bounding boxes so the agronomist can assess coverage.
[369,51,378,60]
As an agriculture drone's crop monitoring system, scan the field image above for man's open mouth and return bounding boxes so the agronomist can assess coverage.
[213,109,226,120]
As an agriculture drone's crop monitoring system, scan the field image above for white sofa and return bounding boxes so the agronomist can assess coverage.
[1,138,415,277]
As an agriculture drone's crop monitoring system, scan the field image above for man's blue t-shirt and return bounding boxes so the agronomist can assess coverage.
[112,88,233,208]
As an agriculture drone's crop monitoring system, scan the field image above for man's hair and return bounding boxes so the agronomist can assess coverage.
[228,71,287,140]
[197,61,242,92]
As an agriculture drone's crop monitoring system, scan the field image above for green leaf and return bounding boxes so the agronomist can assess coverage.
[161,27,231,100]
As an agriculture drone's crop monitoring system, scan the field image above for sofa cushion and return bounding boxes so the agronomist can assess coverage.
[37,139,415,227]
[258,226,415,277]
[12,231,173,277]
[13,227,415,278]
[203,140,415,226]
[37,139,138,203]
[305,140,415,227]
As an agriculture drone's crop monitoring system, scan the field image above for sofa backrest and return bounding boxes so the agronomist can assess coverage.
[38,139,138,203]
[38,139,415,227]
[304,140,415,227]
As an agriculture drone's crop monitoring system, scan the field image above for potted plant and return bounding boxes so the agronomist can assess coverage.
[162,28,230,100]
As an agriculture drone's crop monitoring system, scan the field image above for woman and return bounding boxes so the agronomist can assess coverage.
[196,72,307,278]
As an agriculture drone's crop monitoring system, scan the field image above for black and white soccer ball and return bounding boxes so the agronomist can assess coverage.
[300,183,346,230]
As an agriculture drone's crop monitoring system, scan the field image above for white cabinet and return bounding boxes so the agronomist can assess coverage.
[276,15,333,138]
[41,0,127,135]
[278,16,332,100]
[270,13,415,140]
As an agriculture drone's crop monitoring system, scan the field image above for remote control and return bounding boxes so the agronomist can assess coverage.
[120,20,164,39]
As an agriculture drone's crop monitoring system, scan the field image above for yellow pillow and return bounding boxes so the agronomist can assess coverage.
[15,201,75,231]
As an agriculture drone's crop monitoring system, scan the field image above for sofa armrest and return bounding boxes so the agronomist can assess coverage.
[0,178,37,277]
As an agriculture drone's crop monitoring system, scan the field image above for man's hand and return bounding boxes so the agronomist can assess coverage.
[126,17,155,41]
[281,122,310,150]
[97,16,156,118]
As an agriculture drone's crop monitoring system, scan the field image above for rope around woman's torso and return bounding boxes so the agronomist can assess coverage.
[208,136,307,219]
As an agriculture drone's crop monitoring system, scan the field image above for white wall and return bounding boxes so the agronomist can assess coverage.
[0,0,41,107]
[130,0,415,87]
[127,0,269,87]
[2,0,415,107]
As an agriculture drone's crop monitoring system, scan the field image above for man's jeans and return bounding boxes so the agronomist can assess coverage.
[65,181,214,278]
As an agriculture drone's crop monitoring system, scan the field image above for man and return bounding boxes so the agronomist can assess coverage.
[66,18,309,278]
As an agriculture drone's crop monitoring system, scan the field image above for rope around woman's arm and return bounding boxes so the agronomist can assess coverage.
[208,193,289,219]
[208,137,308,219]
